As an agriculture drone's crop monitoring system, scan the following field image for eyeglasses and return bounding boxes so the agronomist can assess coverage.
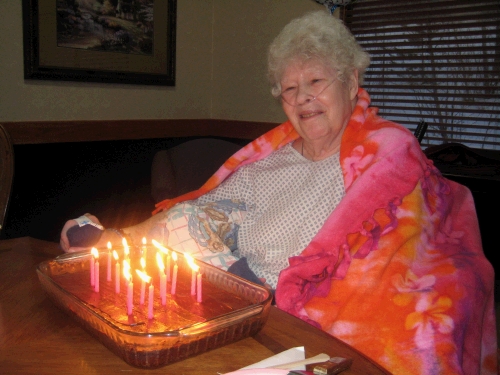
[280,77,336,107]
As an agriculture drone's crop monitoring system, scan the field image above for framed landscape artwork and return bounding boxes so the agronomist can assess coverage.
[23,0,176,86]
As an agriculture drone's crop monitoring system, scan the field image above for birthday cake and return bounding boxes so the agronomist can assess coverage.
[37,247,272,368]
[50,256,252,333]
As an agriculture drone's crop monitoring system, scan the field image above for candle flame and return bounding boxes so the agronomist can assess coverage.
[152,239,169,255]
[142,237,147,245]
[112,250,119,261]
[107,241,112,251]
[136,269,151,283]
[140,257,146,269]
[122,238,129,256]
[123,259,131,280]
[171,251,178,262]
[91,247,99,259]
[156,252,165,271]
[184,253,199,272]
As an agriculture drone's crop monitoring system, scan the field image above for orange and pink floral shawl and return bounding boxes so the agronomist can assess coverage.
[154,89,497,375]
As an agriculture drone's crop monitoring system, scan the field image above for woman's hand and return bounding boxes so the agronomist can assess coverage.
[60,213,102,253]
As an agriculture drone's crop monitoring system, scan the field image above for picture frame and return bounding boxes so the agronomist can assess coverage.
[22,0,176,86]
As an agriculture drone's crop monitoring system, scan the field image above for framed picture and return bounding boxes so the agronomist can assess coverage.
[23,0,176,86]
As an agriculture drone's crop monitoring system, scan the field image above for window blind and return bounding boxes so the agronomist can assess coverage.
[343,0,500,149]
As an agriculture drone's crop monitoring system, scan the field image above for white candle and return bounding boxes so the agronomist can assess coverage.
[148,283,154,320]
[197,272,202,303]
[113,250,120,294]
[107,242,112,282]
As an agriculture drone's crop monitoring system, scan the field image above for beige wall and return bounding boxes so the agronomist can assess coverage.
[0,0,322,124]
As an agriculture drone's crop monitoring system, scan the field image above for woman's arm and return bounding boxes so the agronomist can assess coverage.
[60,210,170,252]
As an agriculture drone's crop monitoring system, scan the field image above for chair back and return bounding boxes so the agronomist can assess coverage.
[414,120,428,144]
[0,124,14,235]
[151,138,242,202]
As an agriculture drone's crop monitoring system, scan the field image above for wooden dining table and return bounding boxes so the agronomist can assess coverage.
[0,237,391,375]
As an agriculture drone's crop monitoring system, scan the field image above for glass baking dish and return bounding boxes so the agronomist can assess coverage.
[37,246,272,369]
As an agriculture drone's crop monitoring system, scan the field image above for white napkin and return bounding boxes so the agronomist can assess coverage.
[240,346,305,370]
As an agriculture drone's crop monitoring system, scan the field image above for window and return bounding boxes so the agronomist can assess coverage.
[343,0,500,149]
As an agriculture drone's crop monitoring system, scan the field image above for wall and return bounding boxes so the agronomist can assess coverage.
[0,0,321,125]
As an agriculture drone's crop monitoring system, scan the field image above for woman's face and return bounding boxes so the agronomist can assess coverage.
[280,58,358,152]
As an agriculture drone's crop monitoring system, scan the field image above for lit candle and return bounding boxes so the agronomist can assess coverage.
[156,252,167,305]
[139,257,146,305]
[152,239,171,281]
[113,250,120,294]
[107,242,112,282]
[90,248,96,286]
[142,237,148,256]
[166,252,171,282]
[123,260,133,315]
[136,270,153,318]
[92,248,100,293]
[197,271,202,303]
[171,252,178,295]
[185,253,197,296]
[148,282,154,320]
[122,237,130,259]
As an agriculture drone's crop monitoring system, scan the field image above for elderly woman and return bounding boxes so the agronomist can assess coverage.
[60,11,497,375]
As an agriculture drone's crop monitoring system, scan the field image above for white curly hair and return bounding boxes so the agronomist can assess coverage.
[268,10,370,97]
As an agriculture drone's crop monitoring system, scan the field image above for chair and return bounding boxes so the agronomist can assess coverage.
[0,124,14,236]
[151,138,243,202]
[414,120,428,144]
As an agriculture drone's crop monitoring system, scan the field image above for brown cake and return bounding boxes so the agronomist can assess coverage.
[39,247,271,368]
[50,249,252,334]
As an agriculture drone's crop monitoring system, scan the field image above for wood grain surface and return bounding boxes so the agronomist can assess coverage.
[0,237,390,375]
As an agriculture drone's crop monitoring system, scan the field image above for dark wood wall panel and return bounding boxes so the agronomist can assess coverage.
[2,119,278,144]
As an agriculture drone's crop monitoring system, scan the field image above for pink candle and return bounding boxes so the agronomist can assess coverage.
[152,239,170,282]
[127,278,133,315]
[107,242,112,282]
[140,280,146,305]
[123,260,133,315]
[192,267,197,295]
[139,258,146,305]
[160,273,166,305]
[166,254,171,282]
[113,250,120,294]
[171,261,178,295]
[197,272,202,303]
[148,283,154,320]
[90,251,95,286]
[94,257,100,293]
[115,262,121,294]
[156,252,167,305]
[184,254,197,296]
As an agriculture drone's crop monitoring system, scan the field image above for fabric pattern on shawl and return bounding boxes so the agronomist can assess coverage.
[154,89,497,375]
